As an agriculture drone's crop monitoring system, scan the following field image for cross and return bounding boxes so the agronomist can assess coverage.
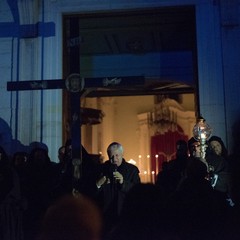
[7,74,145,190]
[6,16,145,192]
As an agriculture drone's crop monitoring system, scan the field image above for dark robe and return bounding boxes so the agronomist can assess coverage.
[95,159,140,233]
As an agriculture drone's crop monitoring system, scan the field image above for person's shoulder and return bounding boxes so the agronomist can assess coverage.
[123,160,139,171]
[103,160,111,165]
[99,160,111,169]
[165,160,176,168]
[207,154,226,168]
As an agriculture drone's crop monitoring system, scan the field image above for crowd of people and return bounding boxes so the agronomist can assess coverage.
[0,136,240,240]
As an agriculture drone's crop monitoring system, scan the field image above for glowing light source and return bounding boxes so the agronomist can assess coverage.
[192,116,212,160]
[128,159,136,165]
[193,117,212,142]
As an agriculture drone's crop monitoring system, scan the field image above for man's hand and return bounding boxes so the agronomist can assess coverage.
[96,176,108,188]
[113,171,124,184]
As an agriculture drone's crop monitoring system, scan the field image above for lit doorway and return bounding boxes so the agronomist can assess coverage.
[62,6,198,182]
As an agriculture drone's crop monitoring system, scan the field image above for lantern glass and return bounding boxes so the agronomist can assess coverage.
[193,117,212,142]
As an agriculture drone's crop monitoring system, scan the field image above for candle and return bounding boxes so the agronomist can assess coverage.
[143,170,147,183]
[138,155,142,174]
[147,155,150,182]
[151,171,155,184]
[155,154,159,174]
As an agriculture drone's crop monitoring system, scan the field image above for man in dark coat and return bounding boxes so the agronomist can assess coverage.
[52,139,99,200]
[94,142,140,235]
[156,140,189,196]
[0,146,23,240]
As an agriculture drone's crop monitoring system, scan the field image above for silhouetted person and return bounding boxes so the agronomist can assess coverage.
[207,136,233,206]
[164,137,230,240]
[11,151,29,199]
[105,183,178,240]
[52,139,99,200]
[166,156,224,240]
[37,194,102,240]
[0,146,24,240]
[24,147,57,240]
[57,146,66,163]
[156,140,189,197]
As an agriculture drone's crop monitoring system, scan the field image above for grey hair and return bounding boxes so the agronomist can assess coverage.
[107,142,123,157]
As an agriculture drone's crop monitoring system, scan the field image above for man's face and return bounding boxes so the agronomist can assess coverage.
[109,148,123,167]
[191,142,201,158]
[210,140,222,156]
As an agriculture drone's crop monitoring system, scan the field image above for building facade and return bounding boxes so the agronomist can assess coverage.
[0,0,240,161]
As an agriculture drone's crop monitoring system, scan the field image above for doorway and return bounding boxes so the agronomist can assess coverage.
[62,6,198,181]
